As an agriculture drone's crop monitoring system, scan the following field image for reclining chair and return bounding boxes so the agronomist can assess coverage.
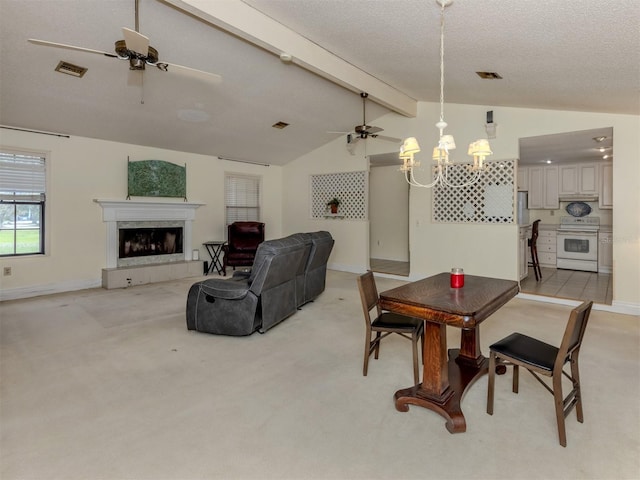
[186,237,307,335]
[222,221,265,276]
[302,231,335,305]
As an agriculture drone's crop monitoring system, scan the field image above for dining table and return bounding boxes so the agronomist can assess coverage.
[379,272,519,433]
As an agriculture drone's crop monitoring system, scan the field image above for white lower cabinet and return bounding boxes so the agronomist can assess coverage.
[527,229,557,267]
[598,232,613,273]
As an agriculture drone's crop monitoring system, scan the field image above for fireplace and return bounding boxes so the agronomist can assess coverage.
[95,199,203,269]
[117,223,184,267]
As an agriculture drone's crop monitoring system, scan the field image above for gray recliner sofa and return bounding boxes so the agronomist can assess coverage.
[186,231,333,336]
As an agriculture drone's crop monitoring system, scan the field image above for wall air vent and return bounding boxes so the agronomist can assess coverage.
[55,61,88,78]
[272,121,289,129]
[476,71,503,79]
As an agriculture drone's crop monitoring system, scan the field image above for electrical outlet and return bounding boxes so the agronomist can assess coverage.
[3,267,12,276]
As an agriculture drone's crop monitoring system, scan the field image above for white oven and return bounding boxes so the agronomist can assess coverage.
[556,216,599,272]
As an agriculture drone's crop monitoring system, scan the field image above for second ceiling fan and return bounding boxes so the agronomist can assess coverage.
[330,92,401,151]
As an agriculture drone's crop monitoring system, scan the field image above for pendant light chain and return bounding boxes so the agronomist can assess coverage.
[439,1,445,128]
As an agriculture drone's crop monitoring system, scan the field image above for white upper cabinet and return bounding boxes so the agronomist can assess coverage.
[528,166,558,209]
[558,163,599,195]
[599,162,613,208]
[517,166,529,192]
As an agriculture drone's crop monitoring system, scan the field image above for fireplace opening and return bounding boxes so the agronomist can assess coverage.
[118,227,183,259]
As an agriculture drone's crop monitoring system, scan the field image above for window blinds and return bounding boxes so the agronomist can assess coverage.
[0,150,46,202]
[225,174,260,225]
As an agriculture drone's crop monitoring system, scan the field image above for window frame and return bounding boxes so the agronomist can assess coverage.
[0,148,48,257]
[224,172,262,229]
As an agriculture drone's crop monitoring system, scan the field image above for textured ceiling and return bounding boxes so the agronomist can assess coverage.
[0,0,638,166]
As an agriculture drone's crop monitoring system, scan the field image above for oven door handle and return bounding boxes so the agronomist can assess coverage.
[557,231,599,236]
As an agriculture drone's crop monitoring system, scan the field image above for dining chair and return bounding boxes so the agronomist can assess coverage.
[356,271,424,385]
[486,300,593,447]
[528,219,542,281]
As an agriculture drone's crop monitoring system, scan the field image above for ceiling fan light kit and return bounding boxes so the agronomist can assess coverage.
[400,0,493,188]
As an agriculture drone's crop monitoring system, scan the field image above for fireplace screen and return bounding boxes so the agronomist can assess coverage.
[119,227,183,259]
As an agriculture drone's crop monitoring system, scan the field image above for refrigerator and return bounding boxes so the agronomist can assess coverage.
[517,191,530,225]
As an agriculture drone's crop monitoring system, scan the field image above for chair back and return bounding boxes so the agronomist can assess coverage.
[357,271,381,323]
[227,221,265,252]
[555,300,593,370]
[530,219,540,245]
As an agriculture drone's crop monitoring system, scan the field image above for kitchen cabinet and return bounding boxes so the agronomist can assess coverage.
[598,231,613,273]
[517,166,529,192]
[599,162,613,209]
[528,166,558,209]
[527,228,557,267]
[558,163,599,195]
[528,167,544,208]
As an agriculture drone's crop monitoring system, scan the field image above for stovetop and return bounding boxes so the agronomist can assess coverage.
[559,216,600,231]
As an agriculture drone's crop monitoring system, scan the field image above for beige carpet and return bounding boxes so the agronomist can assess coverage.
[1,270,638,480]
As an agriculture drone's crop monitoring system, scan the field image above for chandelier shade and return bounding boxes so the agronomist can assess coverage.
[400,0,492,188]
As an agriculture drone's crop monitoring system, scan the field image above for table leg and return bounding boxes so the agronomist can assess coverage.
[394,323,488,434]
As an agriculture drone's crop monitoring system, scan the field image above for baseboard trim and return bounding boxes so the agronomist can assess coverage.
[1,278,102,302]
[517,292,640,316]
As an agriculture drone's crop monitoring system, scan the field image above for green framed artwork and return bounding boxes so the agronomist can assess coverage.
[127,159,187,200]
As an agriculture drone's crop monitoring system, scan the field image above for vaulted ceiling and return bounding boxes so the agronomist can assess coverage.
[1,0,638,166]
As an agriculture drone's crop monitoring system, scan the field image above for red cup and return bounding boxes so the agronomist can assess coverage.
[450,268,464,288]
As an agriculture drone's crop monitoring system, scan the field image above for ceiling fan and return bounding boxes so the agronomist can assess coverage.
[329,92,402,150]
[27,0,222,85]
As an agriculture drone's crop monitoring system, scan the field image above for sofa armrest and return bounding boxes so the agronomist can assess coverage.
[196,277,250,300]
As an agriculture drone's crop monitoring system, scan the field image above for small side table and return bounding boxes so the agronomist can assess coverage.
[203,241,226,275]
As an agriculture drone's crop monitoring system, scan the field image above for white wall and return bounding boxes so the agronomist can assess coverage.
[0,129,283,299]
[283,101,640,310]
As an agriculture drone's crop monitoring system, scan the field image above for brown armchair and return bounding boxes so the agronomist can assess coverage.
[222,222,265,275]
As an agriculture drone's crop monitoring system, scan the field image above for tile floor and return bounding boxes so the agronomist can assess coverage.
[370,258,410,276]
[520,267,613,305]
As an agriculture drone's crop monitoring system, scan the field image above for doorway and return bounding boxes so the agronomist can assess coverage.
[518,127,613,304]
[368,155,410,276]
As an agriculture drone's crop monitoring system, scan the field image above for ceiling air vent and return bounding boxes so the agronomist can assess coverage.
[476,71,503,79]
[55,61,88,78]
[272,121,289,129]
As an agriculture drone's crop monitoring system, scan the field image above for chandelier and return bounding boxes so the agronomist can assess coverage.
[400,0,492,188]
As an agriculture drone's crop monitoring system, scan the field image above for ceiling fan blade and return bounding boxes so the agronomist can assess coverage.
[156,62,222,84]
[28,38,117,58]
[122,27,149,56]
[366,126,383,134]
[371,134,403,143]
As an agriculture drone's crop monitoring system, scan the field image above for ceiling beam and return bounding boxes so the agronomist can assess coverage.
[161,0,417,117]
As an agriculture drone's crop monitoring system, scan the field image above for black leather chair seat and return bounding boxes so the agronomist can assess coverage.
[489,332,558,372]
[372,312,423,332]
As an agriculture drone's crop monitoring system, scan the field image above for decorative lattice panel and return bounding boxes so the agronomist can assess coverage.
[311,171,367,219]
[432,159,516,223]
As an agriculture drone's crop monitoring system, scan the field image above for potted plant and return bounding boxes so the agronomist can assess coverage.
[327,197,341,214]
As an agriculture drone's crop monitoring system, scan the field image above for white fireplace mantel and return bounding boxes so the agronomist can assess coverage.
[94,199,204,268]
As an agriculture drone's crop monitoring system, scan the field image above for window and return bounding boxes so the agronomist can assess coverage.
[224,173,261,226]
[0,149,46,256]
